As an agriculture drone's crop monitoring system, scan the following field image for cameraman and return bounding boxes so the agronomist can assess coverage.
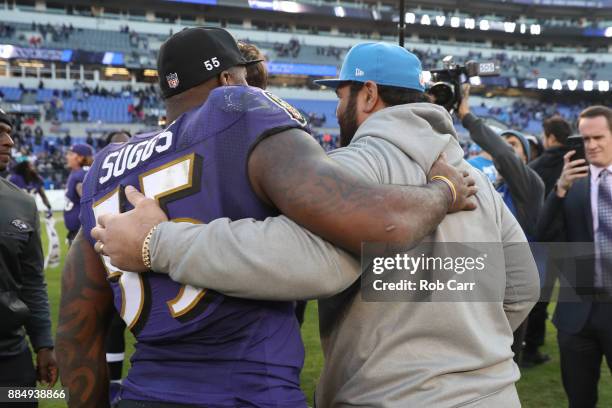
[458,84,544,239]
[457,84,544,362]
[0,111,57,406]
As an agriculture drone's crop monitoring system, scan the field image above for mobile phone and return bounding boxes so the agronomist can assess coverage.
[566,135,585,162]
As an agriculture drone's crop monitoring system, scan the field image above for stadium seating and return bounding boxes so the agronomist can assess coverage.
[0,86,23,102]
[36,88,55,103]
[1,11,610,82]
[7,22,135,53]
[58,95,132,123]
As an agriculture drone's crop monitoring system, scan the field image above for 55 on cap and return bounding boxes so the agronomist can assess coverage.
[157,27,262,99]
[315,42,425,92]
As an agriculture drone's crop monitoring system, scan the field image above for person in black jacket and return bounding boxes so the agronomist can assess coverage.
[530,116,573,195]
[0,110,57,407]
[522,115,573,367]
[458,85,544,363]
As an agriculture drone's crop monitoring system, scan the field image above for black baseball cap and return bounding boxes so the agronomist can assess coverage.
[157,27,262,99]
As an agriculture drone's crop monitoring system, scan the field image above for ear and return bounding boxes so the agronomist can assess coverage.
[218,71,232,86]
[361,81,379,114]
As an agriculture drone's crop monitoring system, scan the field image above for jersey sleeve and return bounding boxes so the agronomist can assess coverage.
[245,89,310,144]
[78,152,106,246]
[206,86,310,152]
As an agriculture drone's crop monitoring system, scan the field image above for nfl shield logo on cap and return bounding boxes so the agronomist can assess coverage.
[166,73,179,89]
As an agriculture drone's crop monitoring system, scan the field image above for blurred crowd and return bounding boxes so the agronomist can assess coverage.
[315,46,347,60]
[479,100,586,130]
[7,120,70,189]
[32,22,74,41]
[0,21,16,38]
[306,112,327,127]
[273,38,301,58]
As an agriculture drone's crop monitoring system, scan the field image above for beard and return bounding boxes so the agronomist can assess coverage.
[338,94,359,147]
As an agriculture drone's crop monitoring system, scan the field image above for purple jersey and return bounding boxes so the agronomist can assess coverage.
[8,173,42,194]
[64,167,88,232]
[80,86,309,407]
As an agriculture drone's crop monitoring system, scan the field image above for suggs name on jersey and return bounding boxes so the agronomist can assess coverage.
[99,131,173,185]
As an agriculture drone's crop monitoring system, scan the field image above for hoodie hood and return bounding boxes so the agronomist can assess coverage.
[500,129,530,162]
[352,103,465,173]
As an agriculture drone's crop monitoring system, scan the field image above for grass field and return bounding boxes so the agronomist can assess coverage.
[37,214,611,407]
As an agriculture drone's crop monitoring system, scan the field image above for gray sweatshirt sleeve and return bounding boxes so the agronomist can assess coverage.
[150,216,360,300]
[498,194,540,331]
[148,143,384,301]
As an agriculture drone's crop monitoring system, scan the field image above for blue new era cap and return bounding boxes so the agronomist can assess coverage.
[314,42,425,92]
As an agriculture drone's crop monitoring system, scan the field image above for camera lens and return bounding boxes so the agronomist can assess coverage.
[429,82,455,110]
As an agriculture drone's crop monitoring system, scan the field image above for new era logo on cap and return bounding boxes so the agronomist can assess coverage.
[355,68,365,77]
[166,73,179,89]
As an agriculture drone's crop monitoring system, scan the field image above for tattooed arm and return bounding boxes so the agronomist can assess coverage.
[248,129,471,255]
[56,230,114,408]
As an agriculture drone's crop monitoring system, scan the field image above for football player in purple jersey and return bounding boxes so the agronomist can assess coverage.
[63,143,93,245]
[57,28,476,408]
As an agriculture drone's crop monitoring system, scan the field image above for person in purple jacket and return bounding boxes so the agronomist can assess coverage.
[63,143,93,245]
[9,160,53,218]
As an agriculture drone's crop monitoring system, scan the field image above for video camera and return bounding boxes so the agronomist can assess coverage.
[427,56,500,113]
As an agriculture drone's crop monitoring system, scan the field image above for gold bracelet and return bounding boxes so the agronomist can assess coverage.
[431,175,457,206]
[142,225,159,270]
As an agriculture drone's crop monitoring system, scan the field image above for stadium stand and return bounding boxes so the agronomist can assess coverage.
[0,0,610,188]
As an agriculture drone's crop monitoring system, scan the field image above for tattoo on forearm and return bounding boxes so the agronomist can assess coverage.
[259,134,380,213]
[56,231,113,407]
[257,132,446,247]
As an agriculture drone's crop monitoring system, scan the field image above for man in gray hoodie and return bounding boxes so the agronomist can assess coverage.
[94,43,539,407]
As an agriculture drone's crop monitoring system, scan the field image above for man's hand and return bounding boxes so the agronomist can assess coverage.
[428,154,478,213]
[91,186,168,272]
[556,150,589,197]
[457,83,471,121]
[36,347,58,387]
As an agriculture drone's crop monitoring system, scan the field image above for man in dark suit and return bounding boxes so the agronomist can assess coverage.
[537,105,612,408]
